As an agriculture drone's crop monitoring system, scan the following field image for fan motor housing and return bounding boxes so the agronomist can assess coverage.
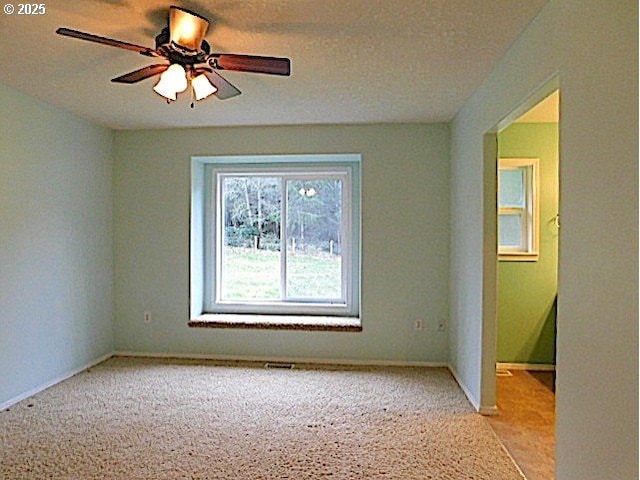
[155,26,210,64]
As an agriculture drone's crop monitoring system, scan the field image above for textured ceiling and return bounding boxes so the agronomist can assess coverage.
[0,0,548,130]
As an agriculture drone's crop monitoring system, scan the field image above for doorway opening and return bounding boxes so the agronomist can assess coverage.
[487,88,560,480]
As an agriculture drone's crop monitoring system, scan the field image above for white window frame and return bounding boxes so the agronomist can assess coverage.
[190,154,361,320]
[498,158,539,262]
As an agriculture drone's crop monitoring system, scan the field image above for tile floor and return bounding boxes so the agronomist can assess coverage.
[486,370,556,480]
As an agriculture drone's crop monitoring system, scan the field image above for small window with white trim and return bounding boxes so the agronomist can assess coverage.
[190,154,361,325]
[498,158,539,261]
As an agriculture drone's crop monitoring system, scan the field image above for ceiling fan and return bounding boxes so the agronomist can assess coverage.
[56,5,291,105]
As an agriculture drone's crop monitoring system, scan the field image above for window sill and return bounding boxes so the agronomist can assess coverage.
[188,314,362,332]
[499,252,539,262]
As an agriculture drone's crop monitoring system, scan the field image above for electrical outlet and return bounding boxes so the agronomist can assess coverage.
[414,320,424,331]
[144,311,152,323]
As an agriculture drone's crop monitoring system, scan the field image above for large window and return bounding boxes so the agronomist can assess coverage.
[191,155,360,321]
[498,158,539,261]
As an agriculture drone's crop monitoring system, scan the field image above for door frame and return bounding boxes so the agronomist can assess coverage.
[480,76,560,411]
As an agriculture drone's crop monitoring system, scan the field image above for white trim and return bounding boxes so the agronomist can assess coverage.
[0,352,114,411]
[497,362,556,371]
[447,364,498,415]
[498,158,540,260]
[211,168,353,314]
[114,351,447,368]
[498,252,539,262]
[192,154,362,320]
[2,351,509,417]
[478,404,499,416]
[496,79,560,132]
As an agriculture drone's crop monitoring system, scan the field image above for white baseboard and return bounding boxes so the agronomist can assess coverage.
[2,351,491,416]
[497,362,556,371]
[447,364,498,415]
[447,364,499,416]
[0,352,114,411]
[113,351,448,368]
[478,404,499,416]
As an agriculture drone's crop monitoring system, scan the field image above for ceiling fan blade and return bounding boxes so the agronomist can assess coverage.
[56,27,160,57]
[111,64,169,84]
[199,69,241,100]
[169,6,209,52]
[210,54,291,76]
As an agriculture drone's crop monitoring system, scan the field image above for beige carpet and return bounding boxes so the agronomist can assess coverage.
[0,357,523,479]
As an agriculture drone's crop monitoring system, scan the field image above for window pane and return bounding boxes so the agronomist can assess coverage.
[498,213,524,248]
[220,176,281,301]
[286,179,343,300]
[499,169,525,208]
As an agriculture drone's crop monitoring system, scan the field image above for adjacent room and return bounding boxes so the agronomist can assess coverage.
[488,89,560,480]
[0,1,637,479]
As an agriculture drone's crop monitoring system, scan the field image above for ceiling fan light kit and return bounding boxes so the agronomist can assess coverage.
[152,63,187,101]
[191,73,218,100]
[56,5,291,107]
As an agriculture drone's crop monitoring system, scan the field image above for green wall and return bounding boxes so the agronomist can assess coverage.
[113,123,450,363]
[497,122,558,364]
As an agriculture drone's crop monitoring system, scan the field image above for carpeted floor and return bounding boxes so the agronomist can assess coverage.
[0,357,524,479]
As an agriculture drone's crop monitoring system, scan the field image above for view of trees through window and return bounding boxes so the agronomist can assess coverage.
[219,174,344,303]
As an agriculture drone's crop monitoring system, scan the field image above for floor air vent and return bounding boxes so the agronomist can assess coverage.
[496,369,513,377]
[265,362,295,369]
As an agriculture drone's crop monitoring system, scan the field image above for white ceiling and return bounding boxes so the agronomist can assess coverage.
[0,0,548,130]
